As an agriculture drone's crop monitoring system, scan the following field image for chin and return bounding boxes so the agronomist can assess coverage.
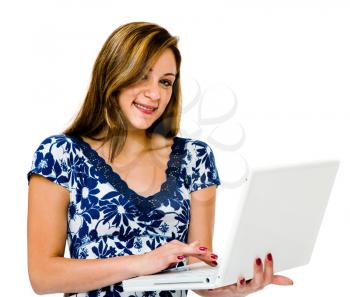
[127,120,155,131]
[125,106,163,131]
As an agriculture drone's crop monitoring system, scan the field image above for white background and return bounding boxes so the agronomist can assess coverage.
[1,0,349,296]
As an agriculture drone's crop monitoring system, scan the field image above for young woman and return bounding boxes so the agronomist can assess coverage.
[27,21,293,297]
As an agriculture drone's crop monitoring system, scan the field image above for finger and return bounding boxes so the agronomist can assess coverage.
[170,239,201,248]
[263,253,273,285]
[209,252,218,260]
[168,243,209,265]
[200,248,219,264]
[167,240,201,255]
[271,275,294,286]
[175,240,208,255]
[190,253,218,267]
[189,252,218,269]
[247,257,264,291]
[188,241,212,256]
[171,241,218,267]
[236,276,247,293]
[193,249,218,265]
[184,240,207,253]
[188,240,201,247]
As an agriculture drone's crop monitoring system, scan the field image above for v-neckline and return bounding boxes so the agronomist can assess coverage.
[68,134,180,199]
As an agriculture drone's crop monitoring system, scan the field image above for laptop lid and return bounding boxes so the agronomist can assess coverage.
[218,159,339,286]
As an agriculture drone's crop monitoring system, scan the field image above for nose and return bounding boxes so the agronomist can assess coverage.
[143,79,161,100]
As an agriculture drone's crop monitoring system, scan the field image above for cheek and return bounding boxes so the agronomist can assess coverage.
[158,97,172,114]
[162,89,173,102]
[129,86,142,98]
[118,88,140,106]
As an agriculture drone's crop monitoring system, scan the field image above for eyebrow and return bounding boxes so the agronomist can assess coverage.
[150,68,177,77]
[163,73,177,77]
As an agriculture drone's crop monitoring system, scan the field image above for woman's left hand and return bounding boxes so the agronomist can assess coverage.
[193,253,293,297]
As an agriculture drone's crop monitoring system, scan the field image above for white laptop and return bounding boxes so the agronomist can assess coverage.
[122,159,340,292]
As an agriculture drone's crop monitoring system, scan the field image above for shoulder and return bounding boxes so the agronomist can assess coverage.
[34,134,76,152]
[178,137,221,193]
[36,133,72,146]
[176,136,213,156]
[175,136,218,171]
[32,133,85,162]
[28,134,80,188]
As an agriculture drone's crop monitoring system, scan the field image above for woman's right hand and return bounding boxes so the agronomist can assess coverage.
[135,240,218,276]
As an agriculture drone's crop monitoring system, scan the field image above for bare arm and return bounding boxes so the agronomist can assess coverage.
[27,174,141,294]
[187,185,217,265]
[186,185,218,297]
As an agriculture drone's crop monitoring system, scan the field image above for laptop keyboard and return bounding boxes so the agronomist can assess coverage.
[161,262,218,276]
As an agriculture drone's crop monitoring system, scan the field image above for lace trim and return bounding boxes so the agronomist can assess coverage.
[66,134,187,212]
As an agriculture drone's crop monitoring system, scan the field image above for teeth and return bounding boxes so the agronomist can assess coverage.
[134,103,156,111]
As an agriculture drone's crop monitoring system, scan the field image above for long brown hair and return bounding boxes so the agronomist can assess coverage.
[63,21,182,163]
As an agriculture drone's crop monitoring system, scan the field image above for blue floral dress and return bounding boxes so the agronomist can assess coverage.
[27,134,221,297]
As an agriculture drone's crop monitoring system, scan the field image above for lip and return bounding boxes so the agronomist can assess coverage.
[133,103,155,115]
[133,102,158,109]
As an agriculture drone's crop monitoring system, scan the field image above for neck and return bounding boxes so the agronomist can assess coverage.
[84,127,165,165]
[120,128,152,156]
[93,127,152,159]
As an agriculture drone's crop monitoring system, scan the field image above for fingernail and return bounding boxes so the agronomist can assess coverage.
[240,278,245,285]
[177,255,184,260]
[198,246,207,251]
[210,253,218,259]
[267,253,273,261]
[211,261,218,265]
[256,258,262,266]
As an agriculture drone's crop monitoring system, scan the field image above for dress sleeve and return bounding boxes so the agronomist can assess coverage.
[27,135,72,191]
[189,140,221,193]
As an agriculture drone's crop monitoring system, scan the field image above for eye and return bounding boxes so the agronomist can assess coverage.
[160,79,173,87]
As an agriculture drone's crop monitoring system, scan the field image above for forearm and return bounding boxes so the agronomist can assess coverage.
[29,254,141,294]
[191,289,210,297]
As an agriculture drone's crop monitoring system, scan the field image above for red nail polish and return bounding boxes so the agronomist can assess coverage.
[240,278,245,285]
[177,255,184,260]
[211,261,218,265]
[210,254,218,259]
[256,258,262,266]
[198,246,207,251]
[267,253,273,261]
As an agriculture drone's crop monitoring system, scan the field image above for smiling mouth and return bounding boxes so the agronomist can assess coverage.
[133,102,158,111]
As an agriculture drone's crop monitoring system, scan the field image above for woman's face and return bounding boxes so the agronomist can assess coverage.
[117,48,177,132]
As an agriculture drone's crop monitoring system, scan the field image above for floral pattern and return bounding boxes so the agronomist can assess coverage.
[27,134,221,297]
